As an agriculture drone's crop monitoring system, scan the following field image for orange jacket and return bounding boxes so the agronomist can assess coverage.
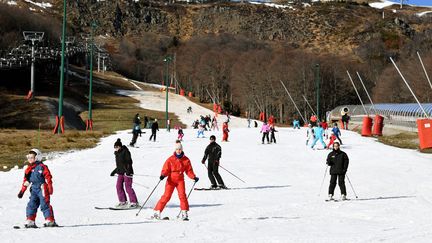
[161,153,196,181]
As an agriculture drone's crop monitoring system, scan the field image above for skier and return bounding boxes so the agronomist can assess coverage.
[310,123,326,149]
[326,142,349,201]
[342,113,350,130]
[269,124,277,144]
[153,141,199,220]
[130,114,142,147]
[321,119,329,139]
[17,149,58,228]
[306,124,314,146]
[111,139,139,208]
[260,122,270,144]
[144,116,149,129]
[211,116,219,131]
[254,120,258,128]
[197,124,205,138]
[149,119,159,142]
[222,122,230,142]
[178,127,184,141]
[327,131,337,149]
[331,123,343,145]
[201,135,226,189]
[293,119,301,129]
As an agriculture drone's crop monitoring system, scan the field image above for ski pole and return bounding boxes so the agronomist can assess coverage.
[115,175,150,189]
[346,174,358,198]
[133,173,159,178]
[318,166,328,197]
[176,181,197,219]
[136,179,162,216]
[219,165,246,183]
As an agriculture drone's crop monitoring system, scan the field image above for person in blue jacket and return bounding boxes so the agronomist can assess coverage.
[331,123,343,145]
[310,123,327,149]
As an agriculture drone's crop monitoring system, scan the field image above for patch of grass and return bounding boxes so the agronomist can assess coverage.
[378,132,420,150]
[0,71,185,171]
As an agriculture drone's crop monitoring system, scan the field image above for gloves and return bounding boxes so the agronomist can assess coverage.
[159,175,166,180]
[18,191,24,199]
[110,169,116,177]
[47,184,53,195]
[215,160,219,165]
[194,177,199,182]
[201,159,205,164]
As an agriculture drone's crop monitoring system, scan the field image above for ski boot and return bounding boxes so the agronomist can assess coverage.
[152,210,161,220]
[341,194,347,201]
[129,202,139,209]
[326,194,334,201]
[114,201,128,209]
[180,210,189,221]
[218,184,228,190]
[24,220,37,228]
[43,220,59,227]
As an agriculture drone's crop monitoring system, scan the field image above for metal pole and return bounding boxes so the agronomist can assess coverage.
[417,51,432,91]
[346,71,368,116]
[57,0,67,134]
[315,64,320,120]
[88,22,95,122]
[97,51,101,72]
[302,95,316,116]
[30,41,35,94]
[356,72,377,114]
[280,80,307,124]
[390,57,429,118]
[165,57,170,131]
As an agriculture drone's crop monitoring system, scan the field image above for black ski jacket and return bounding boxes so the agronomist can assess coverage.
[326,149,349,175]
[113,145,134,175]
[151,122,159,133]
[202,142,222,164]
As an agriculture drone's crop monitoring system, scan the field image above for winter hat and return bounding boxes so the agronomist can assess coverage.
[154,118,158,122]
[114,138,122,148]
[175,142,183,151]
[210,135,216,141]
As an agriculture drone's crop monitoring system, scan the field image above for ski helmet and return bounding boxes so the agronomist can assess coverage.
[29,148,42,161]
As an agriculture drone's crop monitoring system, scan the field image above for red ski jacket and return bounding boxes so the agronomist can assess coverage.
[161,153,196,182]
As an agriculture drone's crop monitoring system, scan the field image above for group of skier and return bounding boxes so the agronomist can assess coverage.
[16,110,352,227]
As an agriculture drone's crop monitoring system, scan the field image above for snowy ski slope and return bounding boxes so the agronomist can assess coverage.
[1,89,432,243]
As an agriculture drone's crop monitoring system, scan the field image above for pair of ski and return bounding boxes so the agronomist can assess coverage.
[13,224,62,229]
[194,187,230,191]
[325,198,351,202]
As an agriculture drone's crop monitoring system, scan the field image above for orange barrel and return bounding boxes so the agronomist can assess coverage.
[361,116,373,136]
[188,92,193,97]
[372,115,384,136]
[417,119,432,150]
[180,89,185,96]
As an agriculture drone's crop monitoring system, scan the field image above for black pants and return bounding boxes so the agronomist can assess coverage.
[328,174,346,195]
[270,133,276,143]
[208,162,225,186]
[262,132,269,143]
[149,132,156,141]
[130,132,139,146]
[335,135,343,145]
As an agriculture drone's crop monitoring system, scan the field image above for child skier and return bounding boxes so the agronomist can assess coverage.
[222,122,230,142]
[310,123,326,149]
[327,131,337,149]
[260,122,270,144]
[331,123,343,145]
[111,139,139,209]
[153,141,199,220]
[197,124,205,138]
[178,127,184,141]
[269,124,277,144]
[306,124,314,145]
[130,114,142,147]
[293,119,301,129]
[17,149,57,228]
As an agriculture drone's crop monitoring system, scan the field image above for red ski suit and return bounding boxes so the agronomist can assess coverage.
[222,123,229,141]
[327,134,337,149]
[154,153,196,212]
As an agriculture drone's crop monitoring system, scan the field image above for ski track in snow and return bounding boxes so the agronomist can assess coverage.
[1,89,432,242]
